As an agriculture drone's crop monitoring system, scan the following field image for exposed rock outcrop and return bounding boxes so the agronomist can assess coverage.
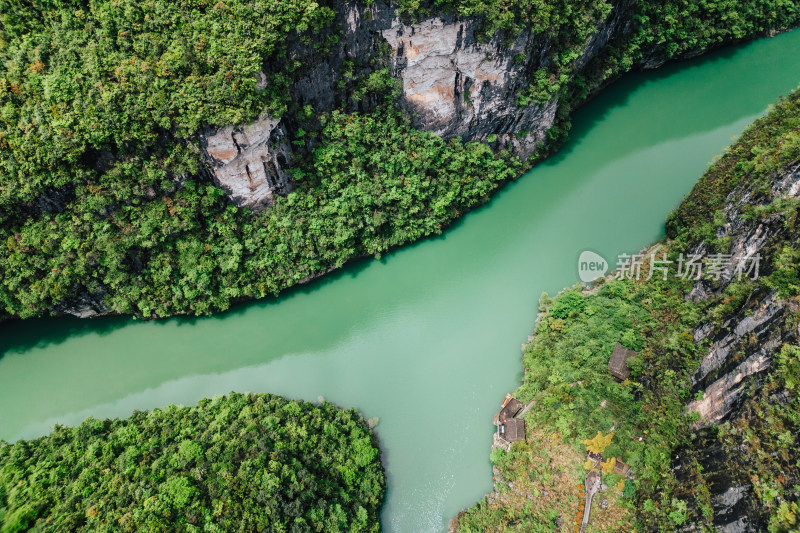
[290,1,395,111]
[380,16,558,157]
[669,156,800,530]
[684,159,800,425]
[691,294,785,388]
[199,1,395,208]
[375,0,665,158]
[688,344,775,426]
[198,116,294,209]
[672,437,757,532]
[205,0,791,208]
[53,288,109,319]
[204,0,642,205]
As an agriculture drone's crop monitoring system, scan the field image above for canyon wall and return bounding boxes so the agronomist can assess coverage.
[203,0,640,207]
[671,160,800,532]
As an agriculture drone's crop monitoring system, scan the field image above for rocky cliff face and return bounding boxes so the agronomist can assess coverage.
[198,116,294,209]
[685,161,800,427]
[199,1,395,207]
[207,0,641,206]
[687,292,790,427]
[380,16,558,157]
[210,0,789,208]
[669,158,800,532]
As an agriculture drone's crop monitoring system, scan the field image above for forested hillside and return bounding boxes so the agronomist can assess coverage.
[0,392,385,532]
[1,0,799,320]
[454,87,800,531]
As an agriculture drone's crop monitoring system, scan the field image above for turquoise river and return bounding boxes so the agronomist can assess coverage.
[2,29,800,533]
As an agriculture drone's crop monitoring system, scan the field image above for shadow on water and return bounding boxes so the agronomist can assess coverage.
[558,33,796,163]
[1,29,798,360]
[210,252,378,320]
[0,314,130,358]
[0,254,377,359]
[439,33,800,247]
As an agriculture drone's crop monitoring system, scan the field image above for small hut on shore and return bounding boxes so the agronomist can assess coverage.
[613,459,634,478]
[499,418,525,443]
[608,343,637,381]
[497,394,523,422]
[495,394,526,444]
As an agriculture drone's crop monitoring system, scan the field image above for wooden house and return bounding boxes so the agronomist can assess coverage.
[495,394,526,444]
[499,417,526,443]
[608,343,637,381]
[497,394,523,424]
[613,459,633,478]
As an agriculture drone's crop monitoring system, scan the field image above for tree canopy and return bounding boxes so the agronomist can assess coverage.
[0,393,385,532]
[1,0,798,321]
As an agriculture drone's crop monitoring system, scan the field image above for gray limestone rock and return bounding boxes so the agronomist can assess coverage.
[198,116,294,210]
[380,16,557,158]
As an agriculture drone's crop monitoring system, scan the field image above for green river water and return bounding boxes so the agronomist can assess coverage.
[2,29,800,533]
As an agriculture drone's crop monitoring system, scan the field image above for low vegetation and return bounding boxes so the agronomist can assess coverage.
[0,392,385,532]
[454,429,632,532]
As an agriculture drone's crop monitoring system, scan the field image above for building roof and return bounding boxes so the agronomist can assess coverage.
[498,396,523,423]
[613,459,633,478]
[608,343,637,380]
[499,417,525,443]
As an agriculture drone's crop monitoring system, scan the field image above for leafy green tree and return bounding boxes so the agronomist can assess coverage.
[0,393,385,532]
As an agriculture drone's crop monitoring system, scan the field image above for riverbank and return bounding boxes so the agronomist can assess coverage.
[3,2,800,322]
[453,86,800,531]
[3,32,800,533]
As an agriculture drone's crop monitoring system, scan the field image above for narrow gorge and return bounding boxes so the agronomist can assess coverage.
[3,0,799,320]
[453,88,800,531]
[2,1,800,532]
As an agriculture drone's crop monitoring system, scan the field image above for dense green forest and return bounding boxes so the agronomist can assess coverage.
[0,392,385,532]
[454,87,800,531]
[2,0,800,320]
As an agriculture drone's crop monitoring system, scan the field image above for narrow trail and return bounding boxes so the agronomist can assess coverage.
[519,400,536,417]
[579,472,601,533]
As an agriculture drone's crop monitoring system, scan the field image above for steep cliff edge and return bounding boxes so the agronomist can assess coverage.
[379,15,560,157]
[1,0,799,320]
[661,93,800,532]
[203,0,746,206]
[454,89,800,531]
[215,0,800,206]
